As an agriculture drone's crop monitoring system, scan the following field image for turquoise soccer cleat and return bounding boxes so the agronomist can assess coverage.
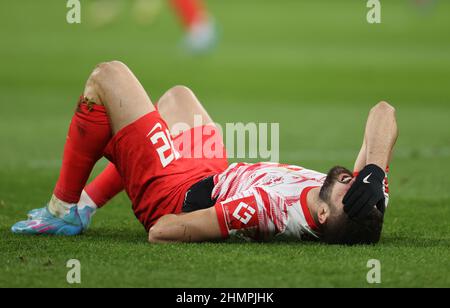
[27,207,47,220]
[77,206,96,230]
[27,205,95,230]
[12,206,84,236]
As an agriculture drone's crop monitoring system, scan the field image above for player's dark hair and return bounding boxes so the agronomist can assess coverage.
[321,208,384,245]
[318,166,384,245]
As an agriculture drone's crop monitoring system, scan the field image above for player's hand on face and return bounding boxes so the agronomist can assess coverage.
[342,164,386,220]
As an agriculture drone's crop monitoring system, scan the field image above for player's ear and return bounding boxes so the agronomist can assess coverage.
[317,203,331,225]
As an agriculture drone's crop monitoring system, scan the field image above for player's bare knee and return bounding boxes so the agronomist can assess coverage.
[157,85,197,114]
[83,67,104,105]
[377,101,395,112]
[102,60,130,73]
[159,85,193,107]
[88,63,109,90]
[169,85,194,98]
[371,101,396,116]
[87,61,130,103]
[93,61,128,82]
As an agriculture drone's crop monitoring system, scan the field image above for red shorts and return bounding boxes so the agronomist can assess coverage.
[104,111,228,231]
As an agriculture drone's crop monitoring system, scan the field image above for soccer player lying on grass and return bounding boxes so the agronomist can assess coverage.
[12,61,398,245]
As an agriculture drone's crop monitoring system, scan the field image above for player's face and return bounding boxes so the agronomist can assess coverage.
[329,172,355,211]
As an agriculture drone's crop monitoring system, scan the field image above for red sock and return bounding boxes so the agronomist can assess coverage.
[170,0,206,29]
[85,163,124,208]
[54,97,112,203]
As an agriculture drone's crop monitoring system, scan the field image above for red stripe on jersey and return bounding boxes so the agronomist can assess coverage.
[256,187,274,225]
[250,173,267,186]
[256,187,287,234]
[280,164,303,171]
[300,186,320,232]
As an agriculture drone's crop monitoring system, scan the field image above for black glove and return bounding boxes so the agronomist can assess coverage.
[343,164,386,219]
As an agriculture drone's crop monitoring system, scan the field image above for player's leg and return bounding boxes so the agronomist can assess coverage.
[12,61,154,235]
[157,85,228,213]
[77,62,157,211]
[157,85,214,131]
[82,162,123,209]
[157,85,226,161]
[78,86,211,212]
[13,102,111,234]
[89,61,155,133]
[27,162,123,229]
[74,85,210,216]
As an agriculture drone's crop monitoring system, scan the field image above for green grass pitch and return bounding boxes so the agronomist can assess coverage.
[0,0,449,287]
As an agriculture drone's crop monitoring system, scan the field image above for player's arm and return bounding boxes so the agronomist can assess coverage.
[353,138,367,174]
[353,102,398,172]
[363,101,398,170]
[148,207,223,243]
[344,101,398,219]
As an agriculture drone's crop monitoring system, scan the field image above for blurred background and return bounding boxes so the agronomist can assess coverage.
[1,0,449,194]
[0,0,449,287]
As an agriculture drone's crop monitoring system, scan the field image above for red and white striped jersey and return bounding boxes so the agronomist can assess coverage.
[212,162,327,241]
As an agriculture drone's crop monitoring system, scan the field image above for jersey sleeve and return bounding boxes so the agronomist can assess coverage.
[214,187,288,241]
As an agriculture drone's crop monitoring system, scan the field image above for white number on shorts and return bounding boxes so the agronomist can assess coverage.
[148,124,180,168]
